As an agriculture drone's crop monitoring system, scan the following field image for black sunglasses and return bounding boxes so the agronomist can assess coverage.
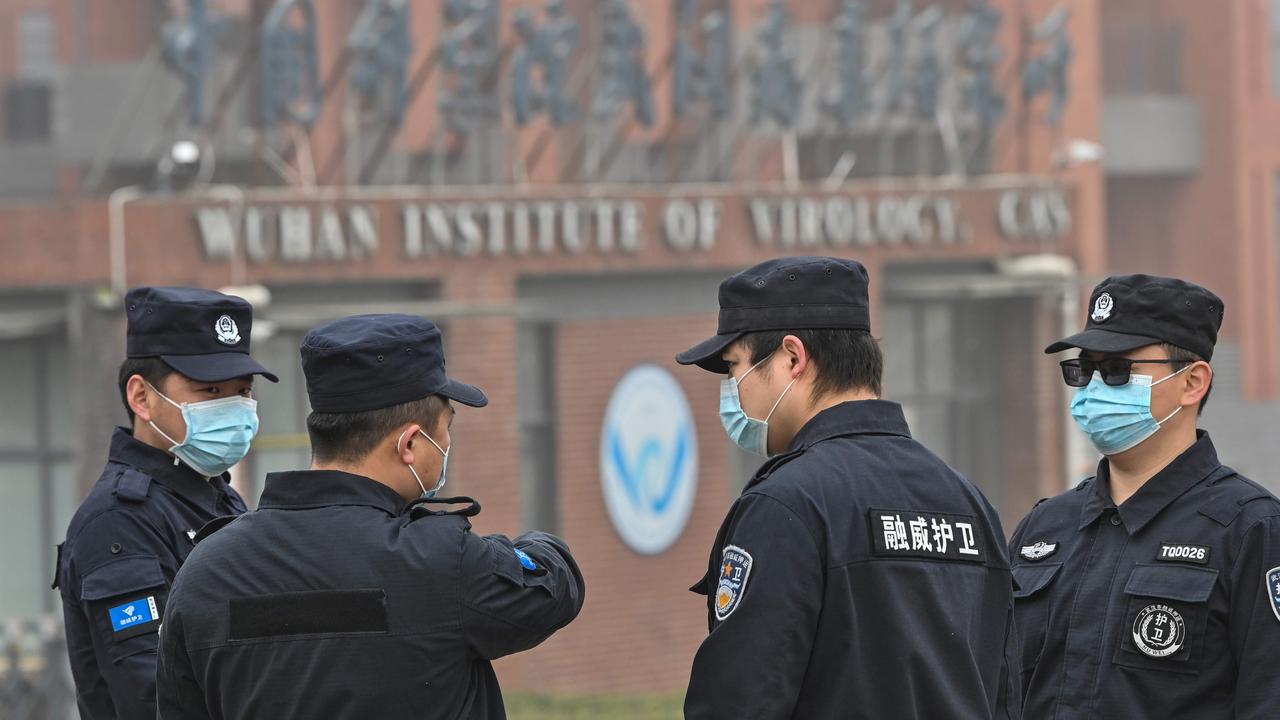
[1059,357,1182,387]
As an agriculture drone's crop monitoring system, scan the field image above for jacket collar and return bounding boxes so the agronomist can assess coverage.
[108,427,232,513]
[789,400,913,451]
[1079,430,1222,534]
[257,469,408,516]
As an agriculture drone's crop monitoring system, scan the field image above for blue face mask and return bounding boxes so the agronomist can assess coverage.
[1070,366,1189,456]
[719,352,796,457]
[399,428,449,499]
[147,384,259,478]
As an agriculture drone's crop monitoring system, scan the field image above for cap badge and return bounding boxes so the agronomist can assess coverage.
[1091,293,1113,323]
[214,315,241,345]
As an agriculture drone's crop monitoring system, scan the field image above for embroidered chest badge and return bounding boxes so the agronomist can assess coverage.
[1020,541,1058,561]
[1132,604,1185,658]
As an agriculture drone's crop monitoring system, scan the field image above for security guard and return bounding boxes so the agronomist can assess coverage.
[676,257,1019,719]
[156,314,585,719]
[1011,274,1280,719]
[55,287,276,719]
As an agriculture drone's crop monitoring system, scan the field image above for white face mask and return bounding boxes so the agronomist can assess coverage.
[397,428,449,499]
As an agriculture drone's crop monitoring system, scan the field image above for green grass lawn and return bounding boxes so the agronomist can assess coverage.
[504,693,684,719]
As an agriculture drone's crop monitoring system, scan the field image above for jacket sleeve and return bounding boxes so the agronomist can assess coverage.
[156,586,210,720]
[685,492,823,720]
[60,592,115,718]
[64,510,172,719]
[1229,513,1280,719]
[458,529,585,660]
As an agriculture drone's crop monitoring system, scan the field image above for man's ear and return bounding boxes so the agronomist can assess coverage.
[1181,361,1212,409]
[395,423,423,465]
[126,375,155,423]
[780,334,809,379]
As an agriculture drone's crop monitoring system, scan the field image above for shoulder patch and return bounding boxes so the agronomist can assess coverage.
[714,545,753,621]
[113,468,152,502]
[108,595,160,639]
[1267,567,1280,624]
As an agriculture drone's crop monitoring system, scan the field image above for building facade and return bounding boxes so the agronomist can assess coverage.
[0,0,1276,697]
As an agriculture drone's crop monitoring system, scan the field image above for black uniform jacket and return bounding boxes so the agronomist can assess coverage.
[56,428,246,719]
[156,469,585,719]
[686,400,1020,720]
[1010,432,1280,720]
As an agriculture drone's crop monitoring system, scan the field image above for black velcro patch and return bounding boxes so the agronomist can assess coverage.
[1155,543,1211,565]
[869,508,985,563]
[229,589,388,640]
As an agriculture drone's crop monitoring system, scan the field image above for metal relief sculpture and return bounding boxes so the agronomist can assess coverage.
[1021,5,1072,127]
[748,0,802,129]
[349,0,412,128]
[511,0,579,126]
[673,0,731,120]
[259,0,323,128]
[161,0,219,126]
[591,0,655,126]
[821,0,869,128]
[957,0,1005,137]
[440,0,502,133]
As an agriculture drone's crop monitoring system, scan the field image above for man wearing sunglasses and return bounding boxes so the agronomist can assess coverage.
[1010,274,1280,719]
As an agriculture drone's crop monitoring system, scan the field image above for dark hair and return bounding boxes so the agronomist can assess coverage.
[117,357,176,423]
[307,395,449,464]
[741,328,883,399]
[1162,343,1212,414]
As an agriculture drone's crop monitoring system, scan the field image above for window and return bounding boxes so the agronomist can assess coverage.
[0,335,75,620]
[881,296,1007,507]
[6,12,56,143]
[18,13,56,79]
[518,322,559,532]
[3,81,53,142]
[1273,0,1280,95]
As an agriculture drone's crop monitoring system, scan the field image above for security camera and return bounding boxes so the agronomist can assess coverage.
[170,140,201,167]
[156,139,204,192]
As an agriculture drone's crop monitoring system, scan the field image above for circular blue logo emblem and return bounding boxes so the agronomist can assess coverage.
[600,365,698,555]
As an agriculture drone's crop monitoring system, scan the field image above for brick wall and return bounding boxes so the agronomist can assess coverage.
[496,312,724,695]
